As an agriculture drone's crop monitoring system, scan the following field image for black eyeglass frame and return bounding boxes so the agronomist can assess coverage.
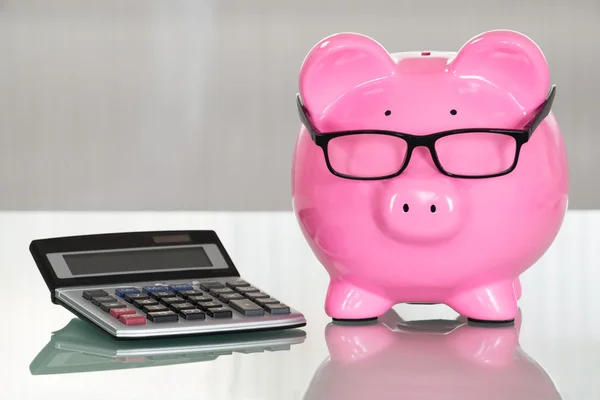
[296,85,556,180]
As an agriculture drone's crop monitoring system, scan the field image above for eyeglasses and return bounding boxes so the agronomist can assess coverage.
[296,85,556,180]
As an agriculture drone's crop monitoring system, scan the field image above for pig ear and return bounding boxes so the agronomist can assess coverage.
[299,33,397,118]
[449,30,550,112]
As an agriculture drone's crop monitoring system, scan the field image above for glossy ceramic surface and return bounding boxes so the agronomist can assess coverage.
[292,30,569,321]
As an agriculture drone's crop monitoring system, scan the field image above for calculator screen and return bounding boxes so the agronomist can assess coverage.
[48,244,229,278]
[63,246,212,276]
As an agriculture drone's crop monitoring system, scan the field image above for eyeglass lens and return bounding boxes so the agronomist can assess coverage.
[326,132,517,178]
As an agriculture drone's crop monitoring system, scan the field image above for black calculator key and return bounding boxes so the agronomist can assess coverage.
[160,297,185,306]
[219,293,245,303]
[198,302,224,310]
[150,291,176,300]
[178,290,203,299]
[147,311,179,323]
[264,303,291,314]
[125,293,150,303]
[187,295,213,304]
[245,292,270,300]
[143,304,169,313]
[180,309,206,320]
[133,298,159,309]
[206,308,233,318]
[169,302,196,312]
[199,281,225,291]
[255,298,280,306]
[100,302,128,312]
[229,299,264,316]
[210,288,235,296]
[91,296,118,306]
[82,290,109,300]
[226,279,250,288]
[235,286,260,294]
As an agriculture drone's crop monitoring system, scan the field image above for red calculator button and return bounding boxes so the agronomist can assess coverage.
[110,307,137,318]
[119,313,146,325]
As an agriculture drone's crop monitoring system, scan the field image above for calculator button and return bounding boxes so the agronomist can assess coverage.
[187,295,213,304]
[150,291,176,300]
[245,292,270,300]
[133,298,159,309]
[255,298,280,306]
[229,299,264,316]
[142,285,169,294]
[170,302,196,312]
[210,287,235,295]
[91,296,118,306]
[124,293,150,303]
[198,302,224,310]
[178,290,204,299]
[110,307,137,318]
[168,284,194,293]
[115,287,140,298]
[264,303,291,314]
[82,290,109,300]
[147,311,179,323]
[160,297,185,306]
[100,302,128,312]
[180,309,206,320]
[119,314,146,325]
[198,281,225,291]
[219,293,245,303]
[143,304,169,313]
[206,308,233,318]
[235,286,260,294]
[226,279,250,288]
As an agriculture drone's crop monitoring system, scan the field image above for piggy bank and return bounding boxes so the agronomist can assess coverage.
[303,310,562,400]
[292,30,569,322]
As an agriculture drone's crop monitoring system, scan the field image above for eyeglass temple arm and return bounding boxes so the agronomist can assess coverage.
[525,84,557,140]
[296,94,319,142]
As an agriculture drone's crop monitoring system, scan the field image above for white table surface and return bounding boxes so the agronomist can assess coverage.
[2,211,599,399]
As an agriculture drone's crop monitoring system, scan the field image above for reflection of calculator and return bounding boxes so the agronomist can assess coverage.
[30,318,306,375]
[30,230,306,339]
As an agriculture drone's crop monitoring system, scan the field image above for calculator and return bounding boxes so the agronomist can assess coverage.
[30,230,307,339]
[30,318,306,375]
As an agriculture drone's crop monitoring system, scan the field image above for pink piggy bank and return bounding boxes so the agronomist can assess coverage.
[292,30,569,323]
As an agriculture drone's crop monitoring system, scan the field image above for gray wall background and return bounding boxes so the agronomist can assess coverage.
[0,0,598,210]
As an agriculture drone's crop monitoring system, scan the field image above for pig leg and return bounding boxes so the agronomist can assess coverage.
[325,279,394,321]
[513,277,522,300]
[448,281,518,323]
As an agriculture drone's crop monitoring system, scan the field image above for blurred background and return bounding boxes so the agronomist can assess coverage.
[0,0,598,210]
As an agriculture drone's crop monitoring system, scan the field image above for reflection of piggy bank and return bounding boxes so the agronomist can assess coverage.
[303,310,562,400]
[292,30,568,322]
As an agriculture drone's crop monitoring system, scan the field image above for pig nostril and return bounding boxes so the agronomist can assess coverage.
[403,204,409,213]
[430,205,436,213]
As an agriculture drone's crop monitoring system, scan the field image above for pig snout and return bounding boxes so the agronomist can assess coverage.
[379,178,463,242]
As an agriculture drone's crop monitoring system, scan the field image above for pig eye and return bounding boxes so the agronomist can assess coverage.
[384,110,391,116]
[450,109,457,115]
